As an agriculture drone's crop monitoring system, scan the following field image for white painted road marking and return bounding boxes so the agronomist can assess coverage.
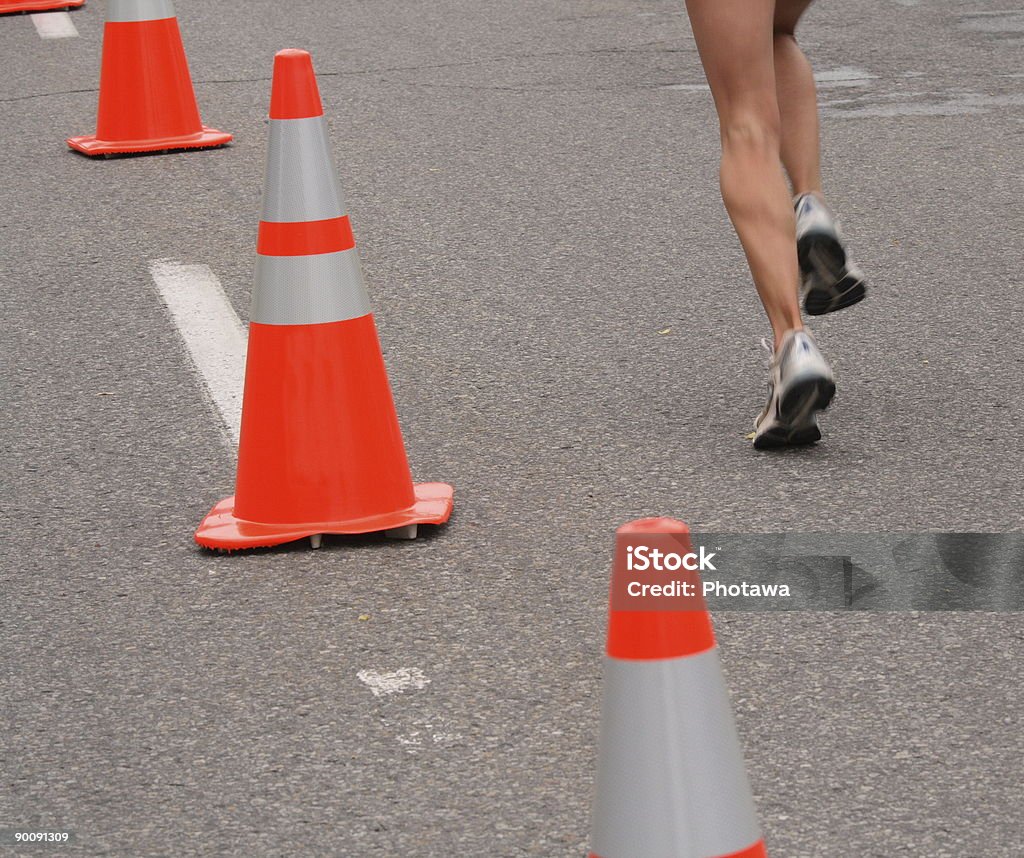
[389,717,462,754]
[396,727,462,749]
[150,260,247,447]
[31,11,79,39]
[357,668,431,698]
[814,66,875,88]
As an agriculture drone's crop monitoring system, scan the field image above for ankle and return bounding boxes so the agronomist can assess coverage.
[773,324,803,351]
[793,187,824,204]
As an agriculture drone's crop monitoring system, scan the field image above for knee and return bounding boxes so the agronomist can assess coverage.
[773,30,797,48]
[719,111,781,156]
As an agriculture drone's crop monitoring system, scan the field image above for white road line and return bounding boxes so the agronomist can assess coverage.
[150,260,247,447]
[31,11,79,39]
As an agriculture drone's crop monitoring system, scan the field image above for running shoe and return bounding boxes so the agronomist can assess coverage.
[753,330,835,449]
[795,192,867,316]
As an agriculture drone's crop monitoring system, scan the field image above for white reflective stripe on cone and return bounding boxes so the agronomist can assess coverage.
[262,117,347,224]
[106,0,176,22]
[251,248,371,326]
[590,648,763,858]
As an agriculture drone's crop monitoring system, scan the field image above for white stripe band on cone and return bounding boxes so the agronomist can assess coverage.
[590,648,763,858]
[106,0,176,22]
[262,117,347,224]
[251,248,371,326]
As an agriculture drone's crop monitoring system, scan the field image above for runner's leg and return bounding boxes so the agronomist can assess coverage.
[775,0,869,315]
[774,0,821,196]
[684,0,801,348]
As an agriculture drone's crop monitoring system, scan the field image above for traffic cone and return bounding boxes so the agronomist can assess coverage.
[67,0,230,156]
[0,0,83,12]
[194,48,453,551]
[589,518,768,858]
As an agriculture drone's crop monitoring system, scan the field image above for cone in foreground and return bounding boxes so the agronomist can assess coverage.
[589,518,768,858]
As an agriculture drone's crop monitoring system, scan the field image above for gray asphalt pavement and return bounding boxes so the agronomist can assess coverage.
[2,0,1023,855]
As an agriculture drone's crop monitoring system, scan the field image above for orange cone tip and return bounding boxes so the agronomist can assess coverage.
[269,49,324,120]
[606,517,716,661]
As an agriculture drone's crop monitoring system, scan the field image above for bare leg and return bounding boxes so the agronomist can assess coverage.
[684,0,802,348]
[774,0,822,196]
[776,1,867,316]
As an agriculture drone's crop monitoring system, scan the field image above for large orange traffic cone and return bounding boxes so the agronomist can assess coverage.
[67,0,230,156]
[0,0,83,12]
[194,49,453,551]
[589,518,768,858]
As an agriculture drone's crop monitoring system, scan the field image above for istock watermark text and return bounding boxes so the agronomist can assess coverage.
[625,545,718,572]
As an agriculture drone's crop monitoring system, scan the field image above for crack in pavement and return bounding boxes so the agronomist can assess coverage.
[0,41,695,104]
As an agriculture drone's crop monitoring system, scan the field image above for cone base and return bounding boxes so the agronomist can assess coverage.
[194,482,454,550]
[67,127,232,157]
[1,0,83,12]
[591,844,766,858]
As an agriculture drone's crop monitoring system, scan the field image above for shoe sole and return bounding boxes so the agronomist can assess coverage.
[779,374,835,426]
[798,232,867,316]
[752,376,833,450]
[753,421,822,450]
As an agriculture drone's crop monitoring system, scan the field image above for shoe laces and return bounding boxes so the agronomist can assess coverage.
[759,336,780,370]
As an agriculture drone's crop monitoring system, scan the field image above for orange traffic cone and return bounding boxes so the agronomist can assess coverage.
[194,49,453,551]
[0,0,83,12]
[67,0,230,156]
[589,518,768,858]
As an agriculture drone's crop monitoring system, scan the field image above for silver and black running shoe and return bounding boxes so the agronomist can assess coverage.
[795,192,867,316]
[753,330,835,450]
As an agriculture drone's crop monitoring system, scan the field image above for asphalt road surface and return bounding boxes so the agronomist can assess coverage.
[2,0,1023,855]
